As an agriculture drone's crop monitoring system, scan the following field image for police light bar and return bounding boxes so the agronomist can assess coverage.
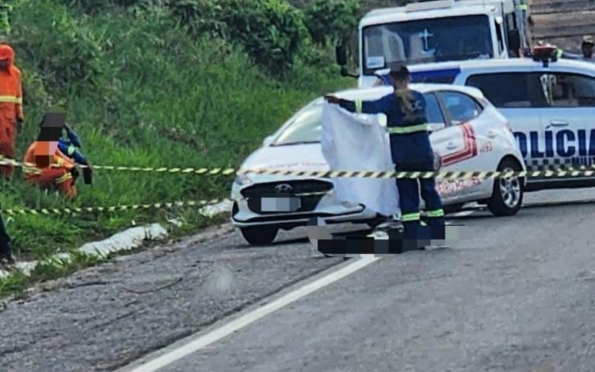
[531,45,558,67]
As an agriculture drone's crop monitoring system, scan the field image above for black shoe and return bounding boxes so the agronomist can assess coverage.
[0,243,15,264]
[375,220,404,233]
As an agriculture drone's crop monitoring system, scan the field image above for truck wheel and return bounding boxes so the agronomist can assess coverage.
[240,226,279,246]
[487,158,524,217]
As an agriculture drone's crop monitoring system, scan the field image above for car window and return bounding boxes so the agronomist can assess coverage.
[540,73,595,107]
[438,91,482,125]
[424,92,446,126]
[411,70,458,84]
[465,72,548,108]
[272,102,322,146]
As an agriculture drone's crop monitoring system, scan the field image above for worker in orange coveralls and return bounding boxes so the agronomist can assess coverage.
[23,112,81,198]
[0,43,24,180]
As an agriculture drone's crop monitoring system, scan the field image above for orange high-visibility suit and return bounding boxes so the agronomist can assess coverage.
[23,142,77,198]
[0,44,24,180]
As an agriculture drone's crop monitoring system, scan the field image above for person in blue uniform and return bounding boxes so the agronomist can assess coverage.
[59,123,93,185]
[324,63,445,248]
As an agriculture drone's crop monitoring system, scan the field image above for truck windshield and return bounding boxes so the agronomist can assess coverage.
[362,14,492,75]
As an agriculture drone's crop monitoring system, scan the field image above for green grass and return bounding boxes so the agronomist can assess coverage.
[0,0,353,269]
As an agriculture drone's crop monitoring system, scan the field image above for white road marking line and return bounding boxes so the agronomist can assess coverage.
[123,208,477,371]
[123,255,381,372]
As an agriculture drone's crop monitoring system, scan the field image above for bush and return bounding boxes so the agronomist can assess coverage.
[168,0,228,37]
[169,0,307,76]
[11,1,103,90]
[303,0,360,45]
[58,0,156,14]
[0,0,352,262]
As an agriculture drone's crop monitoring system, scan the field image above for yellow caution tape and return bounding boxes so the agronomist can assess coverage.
[240,168,595,180]
[1,199,228,216]
[0,157,236,175]
[4,154,595,180]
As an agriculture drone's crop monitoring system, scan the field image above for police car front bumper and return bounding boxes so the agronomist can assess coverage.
[230,189,377,229]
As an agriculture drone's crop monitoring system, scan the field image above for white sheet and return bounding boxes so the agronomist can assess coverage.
[320,101,400,217]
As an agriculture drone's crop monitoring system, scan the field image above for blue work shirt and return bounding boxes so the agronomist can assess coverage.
[57,128,89,166]
[338,90,434,165]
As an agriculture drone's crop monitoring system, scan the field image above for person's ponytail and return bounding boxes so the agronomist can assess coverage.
[394,88,415,120]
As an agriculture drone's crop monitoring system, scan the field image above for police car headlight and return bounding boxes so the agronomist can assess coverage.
[235,173,253,186]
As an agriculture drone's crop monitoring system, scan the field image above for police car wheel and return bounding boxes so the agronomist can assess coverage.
[240,226,279,246]
[487,158,524,217]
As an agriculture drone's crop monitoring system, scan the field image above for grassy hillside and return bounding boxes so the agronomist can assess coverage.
[0,0,362,288]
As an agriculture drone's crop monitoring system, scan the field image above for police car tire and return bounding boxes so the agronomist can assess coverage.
[486,158,524,217]
[240,226,279,246]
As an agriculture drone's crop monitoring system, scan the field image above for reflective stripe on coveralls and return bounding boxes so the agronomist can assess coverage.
[402,209,443,221]
[355,100,363,113]
[426,209,444,217]
[55,171,72,184]
[386,124,429,134]
[23,166,42,175]
[0,95,21,103]
[402,212,420,222]
[54,149,75,169]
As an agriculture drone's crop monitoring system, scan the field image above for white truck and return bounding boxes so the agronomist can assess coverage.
[335,0,532,88]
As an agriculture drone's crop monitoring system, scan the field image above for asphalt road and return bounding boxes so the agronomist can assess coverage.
[2,189,595,372]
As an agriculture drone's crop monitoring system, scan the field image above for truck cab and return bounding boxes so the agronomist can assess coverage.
[335,0,531,88]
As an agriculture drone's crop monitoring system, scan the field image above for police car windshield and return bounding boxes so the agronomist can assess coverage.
[271,102,322,146]
[362,14,492,75]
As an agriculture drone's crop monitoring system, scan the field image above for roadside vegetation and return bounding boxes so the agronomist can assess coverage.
[0,0,374,296]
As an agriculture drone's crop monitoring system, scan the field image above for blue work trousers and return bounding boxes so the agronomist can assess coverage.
[395,160,445,242]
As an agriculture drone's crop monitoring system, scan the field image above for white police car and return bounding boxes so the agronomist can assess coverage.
[231,84,526,246]
[382,47,595,191]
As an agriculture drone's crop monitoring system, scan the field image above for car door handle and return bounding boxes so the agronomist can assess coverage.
[549,120,569,127]
[487,130,497,138]
[446,143,457,150]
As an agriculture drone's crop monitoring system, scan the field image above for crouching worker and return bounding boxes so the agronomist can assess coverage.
[324,62,445,250]
[22,113,92,198]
